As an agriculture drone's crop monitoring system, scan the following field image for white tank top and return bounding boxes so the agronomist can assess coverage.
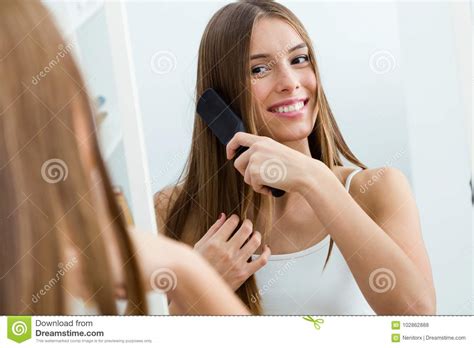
[252,168,376,315]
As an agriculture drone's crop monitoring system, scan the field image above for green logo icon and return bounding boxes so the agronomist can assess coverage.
[392,321,400,330]
[392,333,400,343]
[302,315,324,330]
[7,316,32,343]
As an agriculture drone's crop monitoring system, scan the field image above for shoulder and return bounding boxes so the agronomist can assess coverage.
[153,184,198,242]
[350,166,413,218]
[153,184,183,233]
[154,185,179,209]
[353,166,408,194]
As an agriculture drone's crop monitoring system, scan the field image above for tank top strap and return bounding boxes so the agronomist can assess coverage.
[345,168,363,192]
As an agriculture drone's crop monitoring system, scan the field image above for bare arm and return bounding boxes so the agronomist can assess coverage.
[299,164,436,315]
[224,132,436,315]
[129,230,250,315]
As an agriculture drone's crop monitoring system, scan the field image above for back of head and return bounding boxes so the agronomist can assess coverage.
[0,0,147,315]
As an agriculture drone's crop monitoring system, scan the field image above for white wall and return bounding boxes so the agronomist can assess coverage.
[126,1,226,190]
[125,0,471,314]
[396,1,472,315]
[126,0,414,193]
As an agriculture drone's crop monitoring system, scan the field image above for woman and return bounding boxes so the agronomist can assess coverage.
[156,0,436,315]
[0,0,248,315]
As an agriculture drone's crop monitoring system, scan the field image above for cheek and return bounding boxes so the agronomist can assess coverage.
[300,69,317,94]
[251,80,274,129]
[251,80,272,107]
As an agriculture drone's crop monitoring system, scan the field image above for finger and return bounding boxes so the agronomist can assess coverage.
[247,243,271,274]
[239,231,262,261]
[226,132,260,159]
[246,167,270,196]
[253,184,272,196]
[233,147,251,176]
[228,219,253,250]
[213,214,240,242]
[200,213,226,244]
[244,165,252,187]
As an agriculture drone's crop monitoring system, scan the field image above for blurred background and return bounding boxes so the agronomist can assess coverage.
[44,0,472,315]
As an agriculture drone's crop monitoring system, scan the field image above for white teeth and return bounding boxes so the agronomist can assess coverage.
[272,101,305,113]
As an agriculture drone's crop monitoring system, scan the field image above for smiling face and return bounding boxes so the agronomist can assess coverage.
[249,17,317,143]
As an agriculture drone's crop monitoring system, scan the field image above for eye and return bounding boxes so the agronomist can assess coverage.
[291,55,309,65]
[251,65,270,76]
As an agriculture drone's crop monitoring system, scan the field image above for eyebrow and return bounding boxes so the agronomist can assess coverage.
[250,42,307,60]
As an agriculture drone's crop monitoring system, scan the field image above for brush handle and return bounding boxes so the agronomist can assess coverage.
[235,146,286,198]
[270,186,286,197]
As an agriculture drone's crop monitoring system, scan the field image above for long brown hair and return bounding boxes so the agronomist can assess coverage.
[0,0,147,314]
[159,0,366,314]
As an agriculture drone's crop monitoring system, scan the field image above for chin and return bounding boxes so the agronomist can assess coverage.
[258,114,314,141]
[266,123,314,143]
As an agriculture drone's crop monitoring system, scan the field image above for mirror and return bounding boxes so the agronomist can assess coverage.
[126,1,472,315]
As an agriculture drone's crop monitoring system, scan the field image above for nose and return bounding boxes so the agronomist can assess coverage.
[275,64,300,93]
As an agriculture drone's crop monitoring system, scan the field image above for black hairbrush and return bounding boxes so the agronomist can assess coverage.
[196,88,285,198]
